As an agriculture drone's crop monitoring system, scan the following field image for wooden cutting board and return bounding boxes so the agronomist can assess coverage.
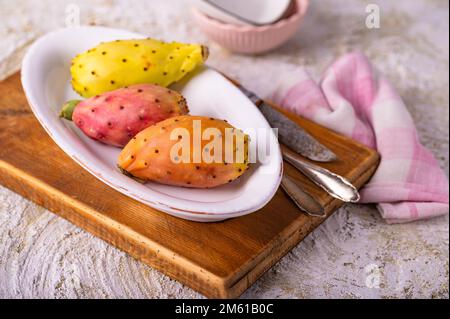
[0,72,379,298]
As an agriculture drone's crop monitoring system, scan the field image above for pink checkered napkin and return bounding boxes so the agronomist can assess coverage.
[272,52,449,223]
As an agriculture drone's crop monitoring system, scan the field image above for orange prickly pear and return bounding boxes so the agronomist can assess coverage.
[60,84,188,147]
[118,115,250,188]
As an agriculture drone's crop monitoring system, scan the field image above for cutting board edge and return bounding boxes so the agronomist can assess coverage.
[0,159,232,298]
[223,154,379,298]
[221,148,380,289]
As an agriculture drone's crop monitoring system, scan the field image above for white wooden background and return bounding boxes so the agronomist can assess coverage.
[0,0,448,298]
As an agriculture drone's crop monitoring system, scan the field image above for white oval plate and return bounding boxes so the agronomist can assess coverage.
[21,26,282,222]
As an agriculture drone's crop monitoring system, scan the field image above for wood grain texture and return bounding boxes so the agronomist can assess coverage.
[0,72,379,298]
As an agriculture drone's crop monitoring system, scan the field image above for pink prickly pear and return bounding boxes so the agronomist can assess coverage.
[60,84,188,147]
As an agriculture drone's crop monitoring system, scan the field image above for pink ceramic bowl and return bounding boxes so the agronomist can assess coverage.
[193,0,309,54]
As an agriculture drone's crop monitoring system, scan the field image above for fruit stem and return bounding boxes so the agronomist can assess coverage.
[59,100,82,120]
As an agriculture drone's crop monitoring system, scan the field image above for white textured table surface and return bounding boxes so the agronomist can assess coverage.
[0,0,448,299]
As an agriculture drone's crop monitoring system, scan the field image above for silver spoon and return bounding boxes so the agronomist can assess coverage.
[282,146,360,203]
[281,174,326,217]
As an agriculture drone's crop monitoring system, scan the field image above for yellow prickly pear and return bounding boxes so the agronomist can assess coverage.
[71,39,208,98]
[118,116,250,188]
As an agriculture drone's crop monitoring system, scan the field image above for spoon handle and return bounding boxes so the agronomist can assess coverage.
[282,146,360,203]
